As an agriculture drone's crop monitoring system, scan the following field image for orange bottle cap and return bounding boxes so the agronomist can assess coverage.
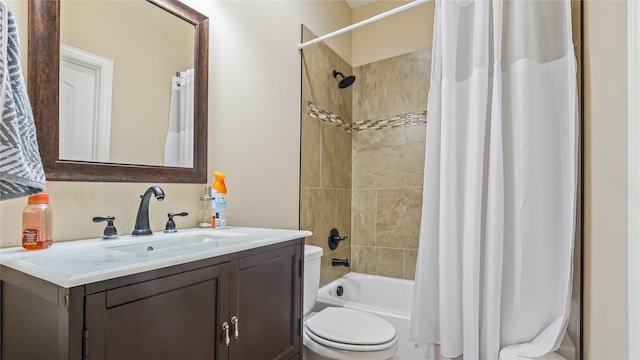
[213,171,227,194]
[28,190,49,204]
[28,181,49,204]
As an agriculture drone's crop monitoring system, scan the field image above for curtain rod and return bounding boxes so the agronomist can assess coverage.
[297,0,431,50]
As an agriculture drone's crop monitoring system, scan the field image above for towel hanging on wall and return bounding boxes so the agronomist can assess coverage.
[0,1,46,200]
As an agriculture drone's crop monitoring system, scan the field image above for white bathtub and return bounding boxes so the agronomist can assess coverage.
[315,273,578,360]
[315,272,428,360]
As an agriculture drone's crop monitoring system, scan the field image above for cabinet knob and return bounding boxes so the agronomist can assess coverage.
[222,322,230,347]
[231,315,239,340]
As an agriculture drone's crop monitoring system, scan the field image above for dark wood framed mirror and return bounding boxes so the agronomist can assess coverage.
[28,0,208,183]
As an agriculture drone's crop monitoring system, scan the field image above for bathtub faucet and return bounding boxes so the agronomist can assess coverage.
[331,258,350,267]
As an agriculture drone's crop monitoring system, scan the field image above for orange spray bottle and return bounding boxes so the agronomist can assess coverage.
[212,171,227,228]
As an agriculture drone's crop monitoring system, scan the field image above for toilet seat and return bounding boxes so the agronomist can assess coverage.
[304,327,396,352]
[303,330,398,360]
[304,307,397,352]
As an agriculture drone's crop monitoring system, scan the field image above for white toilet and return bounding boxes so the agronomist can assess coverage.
[303,245,398,360]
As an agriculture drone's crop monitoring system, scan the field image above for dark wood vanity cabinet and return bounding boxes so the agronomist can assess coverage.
[84,265,225,359]
[0,239,303,360]
[232,245,302,360]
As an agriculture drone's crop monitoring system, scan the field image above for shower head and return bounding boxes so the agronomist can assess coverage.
[333,70,356,89]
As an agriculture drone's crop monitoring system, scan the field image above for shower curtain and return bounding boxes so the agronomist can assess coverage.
[164,68,194,168]
[410,0,578,359]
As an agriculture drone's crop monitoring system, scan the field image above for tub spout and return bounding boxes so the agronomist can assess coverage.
[331,258,350,267]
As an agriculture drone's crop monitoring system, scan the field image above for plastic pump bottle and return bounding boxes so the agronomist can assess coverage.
[22,185,53,250]
[212,171,227,228]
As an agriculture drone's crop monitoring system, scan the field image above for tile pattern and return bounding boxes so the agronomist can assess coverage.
[352,126,423,190]
[301,27,353,124]
[300,25,429,284]
[300,26,352,287]
[353,49,431,124]
[350,50,430,281]
[307,101,427,133]
[352,111,427,131]
[307,102,352,133]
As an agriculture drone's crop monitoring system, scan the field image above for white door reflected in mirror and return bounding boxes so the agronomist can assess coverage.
[59,43,113,163]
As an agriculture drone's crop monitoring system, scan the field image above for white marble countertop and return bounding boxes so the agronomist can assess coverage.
[0,227,311,288]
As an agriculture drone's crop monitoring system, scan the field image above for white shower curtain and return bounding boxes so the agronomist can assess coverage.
[164,68,194,168]
[410,1,578,359]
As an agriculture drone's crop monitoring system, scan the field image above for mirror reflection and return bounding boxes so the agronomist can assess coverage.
[29,0,208,183]
[59,0,195,168]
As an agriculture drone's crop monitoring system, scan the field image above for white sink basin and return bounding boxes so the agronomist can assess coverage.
[101,231,248,259]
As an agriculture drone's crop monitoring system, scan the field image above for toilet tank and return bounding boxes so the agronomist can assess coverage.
[303,245,323,315]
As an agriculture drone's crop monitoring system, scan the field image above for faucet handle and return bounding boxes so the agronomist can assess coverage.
[93,216,118,240]
[328,228,348,250]
[164,212,189,233]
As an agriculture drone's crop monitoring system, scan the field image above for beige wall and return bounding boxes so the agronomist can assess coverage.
[352,0,435,66]
[583,1,629,358]
[6,0,27,76]
[185,0,352,231]
[0,0,352,247]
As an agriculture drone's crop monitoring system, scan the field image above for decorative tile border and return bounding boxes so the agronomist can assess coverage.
[352,111,427,132]
[306,102,352,133]
[306,101,427,133]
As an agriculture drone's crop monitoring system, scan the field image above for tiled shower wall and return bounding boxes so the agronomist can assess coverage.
[350,50,431,280]
[300,25,431,285]
[300,26,353,286]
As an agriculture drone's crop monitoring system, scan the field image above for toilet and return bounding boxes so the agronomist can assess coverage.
[303,245,398,360]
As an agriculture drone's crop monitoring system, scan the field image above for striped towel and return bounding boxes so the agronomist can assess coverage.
[0,1,45,201]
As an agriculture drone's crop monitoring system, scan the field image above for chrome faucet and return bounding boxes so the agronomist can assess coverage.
[132,186,165,236]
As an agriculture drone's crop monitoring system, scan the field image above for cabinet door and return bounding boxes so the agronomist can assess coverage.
[85,264,228,360]
[230,244,302,360]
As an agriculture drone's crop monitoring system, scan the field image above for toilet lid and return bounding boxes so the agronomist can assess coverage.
[305,307,396,346]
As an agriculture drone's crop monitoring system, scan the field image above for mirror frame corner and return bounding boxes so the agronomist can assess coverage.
[28,0,209,183]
